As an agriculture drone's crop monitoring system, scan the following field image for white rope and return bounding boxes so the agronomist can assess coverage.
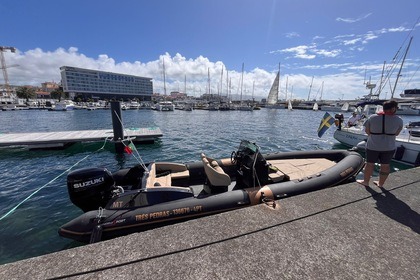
[0,137,112,221]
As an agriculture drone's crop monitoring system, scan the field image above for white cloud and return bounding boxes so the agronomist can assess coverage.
[336,13,372,23]
[279,45,317,60]
[343,38,362,45]
[285,32,300,38]
[277,44,341,60]
[5,47,278,99]
[4,47,418,101]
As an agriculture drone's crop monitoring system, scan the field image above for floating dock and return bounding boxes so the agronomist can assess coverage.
[0,127,162,149]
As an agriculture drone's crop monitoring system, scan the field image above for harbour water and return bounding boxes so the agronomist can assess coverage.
[0,108,416,265]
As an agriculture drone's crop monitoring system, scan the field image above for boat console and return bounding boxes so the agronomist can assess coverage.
[231,140,270,188]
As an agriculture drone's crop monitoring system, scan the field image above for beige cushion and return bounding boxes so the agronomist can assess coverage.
[202,154,231,186]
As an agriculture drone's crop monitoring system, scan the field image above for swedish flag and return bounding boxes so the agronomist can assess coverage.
[317,112,335,137]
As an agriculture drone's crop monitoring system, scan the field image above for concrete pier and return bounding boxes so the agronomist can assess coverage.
[0,167,419,280]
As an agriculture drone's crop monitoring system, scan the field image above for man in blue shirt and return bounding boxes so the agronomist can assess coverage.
[357,100,403,188]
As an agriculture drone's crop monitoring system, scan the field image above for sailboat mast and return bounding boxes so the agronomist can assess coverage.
[240,63,244,104]
[378,61,386,96]
[307,76,314,101]
[207,68,211,95]
[285,76,288,101]
[163,58,167,95]
[391,36,413,99]
[220,66,223,100]
[277,63,281,102]
[226,70,229,98]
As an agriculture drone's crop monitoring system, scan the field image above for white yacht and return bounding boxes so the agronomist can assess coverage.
[51,100,75,111]
[156,101,175,111]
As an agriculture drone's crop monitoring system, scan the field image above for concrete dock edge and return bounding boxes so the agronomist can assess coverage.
[1,167,419,280]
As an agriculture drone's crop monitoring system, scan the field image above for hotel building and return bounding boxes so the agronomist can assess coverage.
[60,66,153,101]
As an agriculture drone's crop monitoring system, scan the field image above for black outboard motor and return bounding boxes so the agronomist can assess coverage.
[335,113,344,130]
[67,167,115,212]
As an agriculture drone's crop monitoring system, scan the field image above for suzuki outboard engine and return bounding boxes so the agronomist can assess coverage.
[67,167,115,212]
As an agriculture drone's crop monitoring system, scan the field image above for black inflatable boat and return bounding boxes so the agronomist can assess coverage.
[59,140,364,243]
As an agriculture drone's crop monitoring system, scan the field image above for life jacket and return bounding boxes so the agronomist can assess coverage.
[369,113,397,136]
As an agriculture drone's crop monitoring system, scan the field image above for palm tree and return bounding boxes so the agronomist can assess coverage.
[50,87,65,101]
[16,86,36,101]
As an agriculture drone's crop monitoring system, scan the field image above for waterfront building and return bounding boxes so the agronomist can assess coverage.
[60,66,153,101]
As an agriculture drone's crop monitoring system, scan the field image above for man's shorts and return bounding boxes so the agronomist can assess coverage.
[366,149,395,164]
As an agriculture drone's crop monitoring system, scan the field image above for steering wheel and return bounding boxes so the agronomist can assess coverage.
[230,151,237,164]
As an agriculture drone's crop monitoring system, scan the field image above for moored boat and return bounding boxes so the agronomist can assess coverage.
[156,101,175,111]
[49,100,75,111]
[333,115,420,166]
[59,140,364,243]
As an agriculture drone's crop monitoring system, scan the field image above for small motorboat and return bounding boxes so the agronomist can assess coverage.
[333,114,420,166]
[59,140,365,243]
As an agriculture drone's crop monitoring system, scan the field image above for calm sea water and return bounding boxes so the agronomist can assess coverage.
[0,108,416,265]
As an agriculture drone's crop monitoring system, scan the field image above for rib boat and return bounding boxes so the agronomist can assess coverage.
[59,140,365,243]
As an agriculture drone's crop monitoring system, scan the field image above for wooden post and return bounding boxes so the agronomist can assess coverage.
[110,101,124,153]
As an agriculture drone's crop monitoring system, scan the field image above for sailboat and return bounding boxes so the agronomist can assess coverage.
[238,63,254,111]
[288,100,293,111]
[156,58,174,111]
[312,102,319,111]
[266,64,285,109]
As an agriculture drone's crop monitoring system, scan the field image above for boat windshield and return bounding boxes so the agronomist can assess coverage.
[237,140,259,155]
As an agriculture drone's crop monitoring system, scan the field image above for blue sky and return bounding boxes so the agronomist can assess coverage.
[2,0,420,101]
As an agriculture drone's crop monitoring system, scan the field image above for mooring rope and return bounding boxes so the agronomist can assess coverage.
[112,109,148,171]
[0,137,112,221]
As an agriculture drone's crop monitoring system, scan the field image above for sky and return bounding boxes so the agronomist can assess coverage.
[1,0,420,101]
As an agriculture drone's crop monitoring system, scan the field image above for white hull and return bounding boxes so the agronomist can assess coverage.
[396,109,420,115]
[51,101,75,111]
[156,102,175,111]
[333,127,420,166]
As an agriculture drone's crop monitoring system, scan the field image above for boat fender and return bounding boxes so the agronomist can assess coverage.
[356,141,366,151]
[415,152,420,167]
[394,146,405,160]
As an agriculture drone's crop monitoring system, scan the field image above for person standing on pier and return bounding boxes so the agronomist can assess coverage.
[357,100,403,188]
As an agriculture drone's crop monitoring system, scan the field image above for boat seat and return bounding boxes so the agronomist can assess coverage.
[201,153,231,187]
